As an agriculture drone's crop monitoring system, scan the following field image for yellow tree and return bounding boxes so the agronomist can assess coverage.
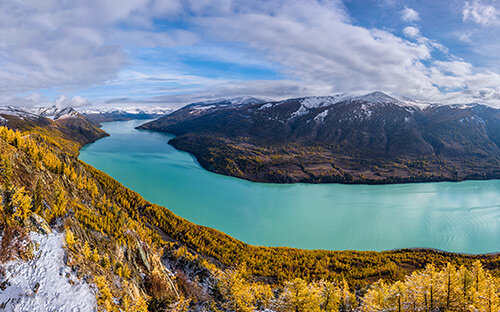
[439,262,461,311]
[277,278,323,312]
[65,228,76,246]
[361,280,393,312]
[51,186,68,220]
[218,268,257,312]
[469,261,500,311]
[317,280,341,312]
[458,264,474,310]
[92,248,100,263]
[339,279,357,312]
[94,275,115,311]
[82,241,92,259]
[11,187,32,224]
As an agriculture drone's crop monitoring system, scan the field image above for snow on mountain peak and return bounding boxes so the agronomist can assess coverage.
[0,106,40,119]
[53,107,80,120]
[352,91,399,104]
[300,94,347,109]
[287,92,432,120]
[350,92,433,110]
[191,96,265,107]
[229,96,265,105]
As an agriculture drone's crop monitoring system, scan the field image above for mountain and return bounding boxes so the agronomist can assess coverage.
[0,97,498,311]
[139,92,500,183]
[0,105,107,145]
[28,103,172,124]
[81,107,172,124]
[135,96,266,130]
[78,103,173,124]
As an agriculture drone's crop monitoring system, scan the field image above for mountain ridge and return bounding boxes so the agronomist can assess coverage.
[138,92,500,184]
[0,105,107,146]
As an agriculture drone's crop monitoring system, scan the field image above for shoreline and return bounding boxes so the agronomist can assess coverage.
[79,120,500,257]
[166,137,500,186]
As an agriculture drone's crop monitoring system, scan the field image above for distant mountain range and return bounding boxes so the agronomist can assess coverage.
[0,103,173,125]
[0,105,106,145]
[79,106,173,124]
[138,92,500,184]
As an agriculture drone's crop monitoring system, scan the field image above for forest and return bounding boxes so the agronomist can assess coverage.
[0,121,498,311]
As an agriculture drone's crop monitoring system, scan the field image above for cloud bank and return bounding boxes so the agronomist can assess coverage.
[2,0,500,107]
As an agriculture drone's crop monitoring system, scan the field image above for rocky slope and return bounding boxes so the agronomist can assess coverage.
[139,92,500,183]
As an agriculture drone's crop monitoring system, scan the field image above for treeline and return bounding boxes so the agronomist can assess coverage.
[361,261,499,312]
[217,262,499,312]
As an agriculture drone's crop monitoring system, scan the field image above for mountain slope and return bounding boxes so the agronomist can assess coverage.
[139,92,500,183]
[0,106,498,311]
[0,106,107,147]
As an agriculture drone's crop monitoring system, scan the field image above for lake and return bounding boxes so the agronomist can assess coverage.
[79,119,500,254]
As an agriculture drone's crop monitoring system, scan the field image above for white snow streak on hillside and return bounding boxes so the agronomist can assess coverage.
[192,105,217,110]
[0,233,97,312]
[313,109,329,122]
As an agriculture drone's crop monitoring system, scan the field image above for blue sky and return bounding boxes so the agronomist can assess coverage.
[3,0,500,108]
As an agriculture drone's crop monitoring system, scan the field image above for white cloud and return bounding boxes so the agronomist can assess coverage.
[3,0,500,108]
[401,7,420,22]
[457,31,473,43]
[55,95,91,108]
[0,0,195,95]
[195,1,440,99]
[463,0,499,25]
[403,26,420,38]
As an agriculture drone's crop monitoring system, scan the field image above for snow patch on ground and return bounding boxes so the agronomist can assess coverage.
[451,103,478,110]
[301,94,346,109]
[0,107,40,120]
[258,103,275,110]
[350,92,432,110]
[192,105,216,111]
[290,105,309,118]
[359,104,373,118]
[0,232,97,312]
[313,109,329,123]
[289,94,346,119]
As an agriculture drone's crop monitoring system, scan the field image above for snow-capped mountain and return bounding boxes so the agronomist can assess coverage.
[78,106,173,115]
[139,91,500,183]
[184,96,266,110]
[36,106,81,120]
[0,106,41,120]
[0,104,107,145]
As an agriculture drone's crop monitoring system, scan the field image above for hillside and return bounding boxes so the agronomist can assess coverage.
[0,109,497,311]
[0,106,107,146]
[139,92,500,184]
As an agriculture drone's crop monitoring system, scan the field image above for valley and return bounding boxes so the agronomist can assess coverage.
[0,99,497,311]
[81,119,500,254]
[3,2,500,311]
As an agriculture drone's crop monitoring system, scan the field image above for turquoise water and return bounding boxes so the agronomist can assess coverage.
[79,120,500,254]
